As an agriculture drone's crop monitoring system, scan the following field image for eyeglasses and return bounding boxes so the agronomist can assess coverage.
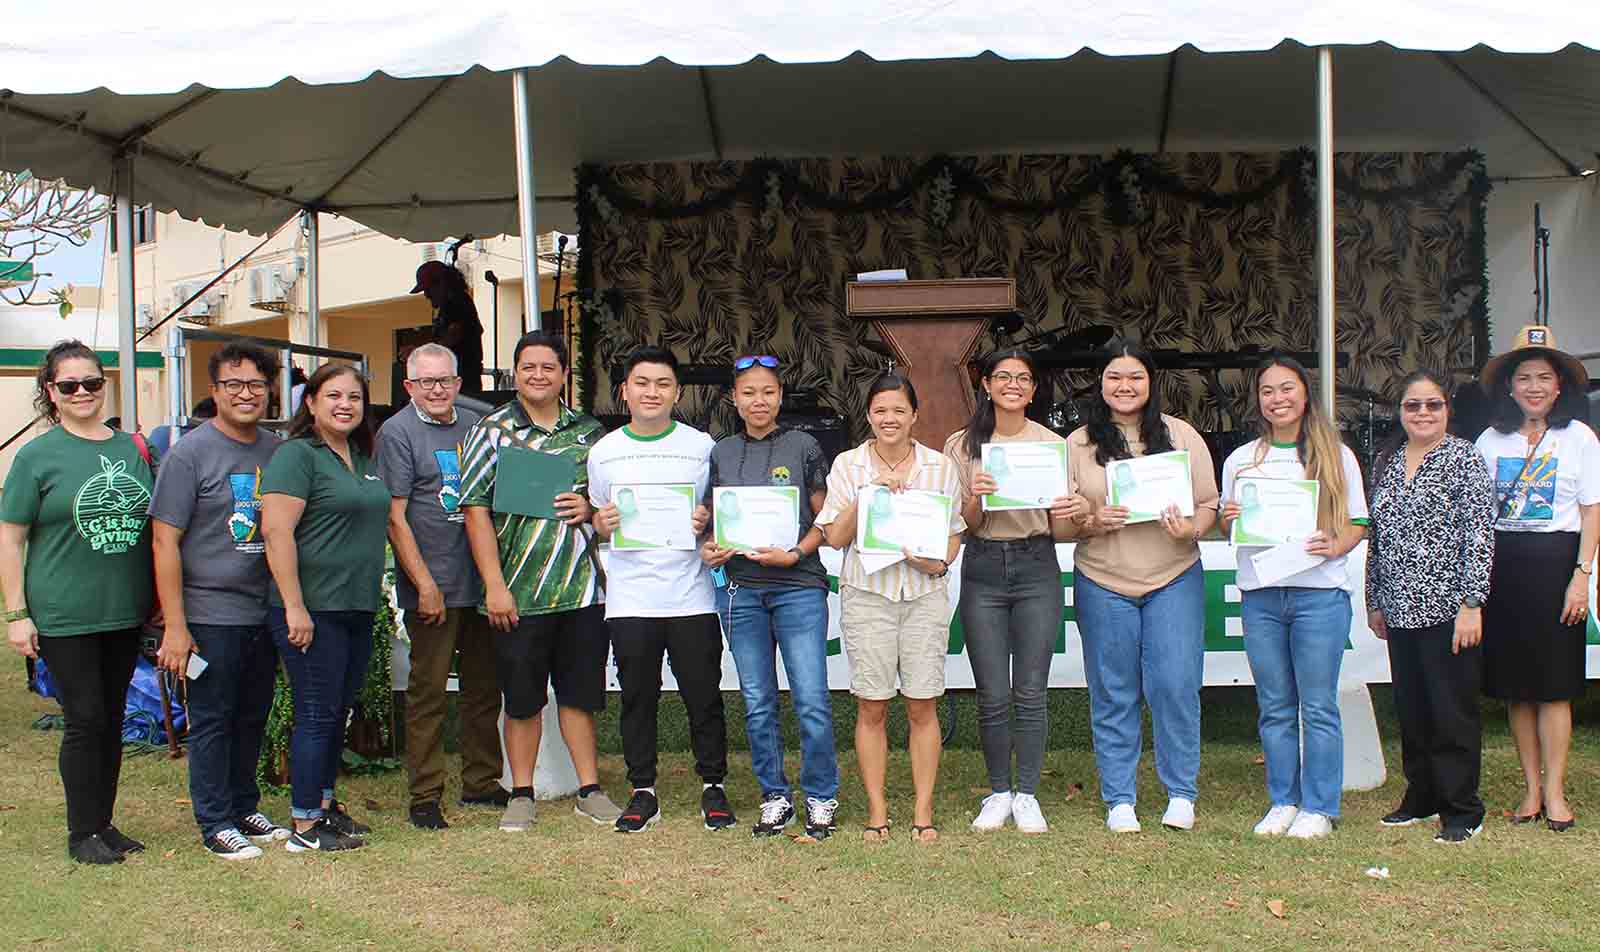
[990,372,1035,387]
[407,376,460,391]
[217,379,270,396]
[52,377,106,396]
[734,355,780,371]
[1401,399,1447,414]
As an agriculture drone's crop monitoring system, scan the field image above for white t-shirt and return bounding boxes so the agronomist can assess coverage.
[1220,438,1370,592]
[587,421,715,619]
[1475,421,1600,533]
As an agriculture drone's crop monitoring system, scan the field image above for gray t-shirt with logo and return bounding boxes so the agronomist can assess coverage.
[376,404,483,610]
[146,421,281,627]
[709,427,829,589]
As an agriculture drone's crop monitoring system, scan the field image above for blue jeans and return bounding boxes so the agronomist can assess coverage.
[1074,561,1205,807]
[1241,587,1352,818]
[186,623,279,838]
[268,609,376,820]
[716,581,839,801]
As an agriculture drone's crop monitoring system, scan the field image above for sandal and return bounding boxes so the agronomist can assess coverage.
[862,824,892,843]
[910,824,939,843]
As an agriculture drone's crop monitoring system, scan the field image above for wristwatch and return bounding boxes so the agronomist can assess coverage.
[1,607,28,623]
[931,559,950,579]
[1462,596,1483,610]
[1576,562,1593,575]
[787,545,806,561]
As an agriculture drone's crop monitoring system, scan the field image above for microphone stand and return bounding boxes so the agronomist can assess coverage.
[1533,203,1552,325]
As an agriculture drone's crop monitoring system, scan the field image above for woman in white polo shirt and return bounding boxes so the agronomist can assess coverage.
[817,372,964,843]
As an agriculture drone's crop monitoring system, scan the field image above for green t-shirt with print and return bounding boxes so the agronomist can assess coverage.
[0,427,154,636]
[259,437,391,613]
[459,400,605,616]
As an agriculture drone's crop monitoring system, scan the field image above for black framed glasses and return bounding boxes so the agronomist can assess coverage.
[52,377,107,396]
[990,371,1035,387]
[734,355,780,371]
[217,379,270,396]
[407,376,460,391]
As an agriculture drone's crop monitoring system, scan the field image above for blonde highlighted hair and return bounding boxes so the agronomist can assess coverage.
[1245,356,1350,534]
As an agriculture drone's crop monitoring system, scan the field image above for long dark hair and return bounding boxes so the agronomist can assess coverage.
[1371,369,1452,483]
[1082,338,1174,466]
[33,339,103,425]
[287,363,375,457]
[961,349,1037,461]
[1487,351,1589,434]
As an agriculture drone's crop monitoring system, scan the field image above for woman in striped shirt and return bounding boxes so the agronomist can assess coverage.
[817,372,965,843]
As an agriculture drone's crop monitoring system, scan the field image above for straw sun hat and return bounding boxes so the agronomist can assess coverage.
[1480,324,1590,394]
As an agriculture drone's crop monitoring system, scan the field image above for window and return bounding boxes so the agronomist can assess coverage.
[109,204,156,252]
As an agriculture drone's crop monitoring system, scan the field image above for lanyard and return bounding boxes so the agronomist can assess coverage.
[1496,428,1549,520]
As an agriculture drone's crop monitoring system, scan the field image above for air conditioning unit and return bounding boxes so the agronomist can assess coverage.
[420,242,443,263]
[135,304,154,333]
[247,265,292,312]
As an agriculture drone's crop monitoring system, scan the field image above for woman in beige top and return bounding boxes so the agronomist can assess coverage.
[944,349,1080,835]
[1062,339,1217,834]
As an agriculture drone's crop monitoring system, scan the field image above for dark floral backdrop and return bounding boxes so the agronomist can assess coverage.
[576,151,1489,442]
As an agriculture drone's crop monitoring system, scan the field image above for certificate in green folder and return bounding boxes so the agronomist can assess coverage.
[492,445,577,520]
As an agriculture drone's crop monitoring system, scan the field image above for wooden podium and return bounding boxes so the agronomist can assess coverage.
[844,277,1015,452]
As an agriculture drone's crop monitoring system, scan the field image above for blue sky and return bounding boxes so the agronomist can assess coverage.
[31,220,108,291]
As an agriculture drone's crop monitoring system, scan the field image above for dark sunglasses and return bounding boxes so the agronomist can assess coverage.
[52,377,107,396]
[734,355,780,371]
[1401,399,1447,414]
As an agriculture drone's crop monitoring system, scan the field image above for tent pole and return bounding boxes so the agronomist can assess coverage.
[512,69,543,333]
[305,210,321,369]
[1316,46,1336,416]
[115,157,138,431]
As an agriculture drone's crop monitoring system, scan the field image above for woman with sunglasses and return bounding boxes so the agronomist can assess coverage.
[702,355,840,838]
[1,341,155,864]
[261,363,391,852]
[1220,356,1368,839]
[1365,371,1495,843]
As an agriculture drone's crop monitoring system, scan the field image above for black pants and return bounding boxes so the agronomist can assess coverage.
[609,613,727,789]
[1387,620,1485,829]
[35,629,142,837]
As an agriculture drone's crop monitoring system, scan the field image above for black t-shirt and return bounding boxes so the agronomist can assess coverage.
[708,428,829,589]
[433,294,485,395]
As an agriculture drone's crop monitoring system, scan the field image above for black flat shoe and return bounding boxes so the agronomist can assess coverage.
[1508,806,1544,824]
[68,834,125,865]
[1547,815,1576,833]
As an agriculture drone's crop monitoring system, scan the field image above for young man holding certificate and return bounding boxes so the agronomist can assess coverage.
[589,346,731,833]
[459,332,622,833]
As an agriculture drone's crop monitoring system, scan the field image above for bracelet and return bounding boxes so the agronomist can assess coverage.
[1,607,28,623]
[1577,561,1592,576]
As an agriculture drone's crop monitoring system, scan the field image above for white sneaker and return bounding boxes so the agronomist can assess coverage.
[1253,805,1300,836]
[1161,797,1196,831]
[1106,803,1141,833]
[1285,811,1334,839]
[971,791,1013,832]
[1011,793,1048,834]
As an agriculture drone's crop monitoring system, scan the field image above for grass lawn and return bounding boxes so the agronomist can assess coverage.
[1,667,1596,952]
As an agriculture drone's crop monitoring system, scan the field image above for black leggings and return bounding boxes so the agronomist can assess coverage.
[36,629,141,837]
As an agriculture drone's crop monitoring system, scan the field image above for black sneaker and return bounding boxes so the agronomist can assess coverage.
[701,785,737,831]
[68,833,125,865]
[1434,823,1482,844]
[286,818,365,853]
[752,792,795,838]
[460,788,511,808]
[615,790,661,834]
[1380,808,1439,827]
[205,828,264,860]
[99,825,146,854]
[805,797,839,839]
[409,801,450,830]
[236,812,290,842]
[324,799,371,836]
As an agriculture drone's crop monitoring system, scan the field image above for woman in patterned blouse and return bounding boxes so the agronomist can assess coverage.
[1365,370,1496,844]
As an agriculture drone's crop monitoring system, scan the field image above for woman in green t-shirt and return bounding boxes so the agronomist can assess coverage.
[1,341,155,865]
[261,363,390,853]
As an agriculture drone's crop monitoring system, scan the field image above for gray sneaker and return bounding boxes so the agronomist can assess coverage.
[575,789,623,825]
[499,796,536,832]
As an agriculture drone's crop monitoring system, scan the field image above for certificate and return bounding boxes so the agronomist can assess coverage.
[981,441,1069,511]
[611,483,698,551]
[1231,477,1320,545]
[858,486,953,559]
[1106,450,1194,525]
[713,486,800,552]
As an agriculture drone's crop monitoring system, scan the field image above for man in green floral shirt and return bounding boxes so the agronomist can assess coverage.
[460,331,622,831]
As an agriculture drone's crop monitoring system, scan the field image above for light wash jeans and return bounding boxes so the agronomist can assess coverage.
[1240,586,1352,818]
[1073,561,1205,807]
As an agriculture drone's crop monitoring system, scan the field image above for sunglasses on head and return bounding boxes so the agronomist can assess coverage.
[52,377,107,396]
[734,355,780,372]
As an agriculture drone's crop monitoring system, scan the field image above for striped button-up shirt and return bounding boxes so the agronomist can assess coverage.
[816,440,966,602]
[459,399,606,616]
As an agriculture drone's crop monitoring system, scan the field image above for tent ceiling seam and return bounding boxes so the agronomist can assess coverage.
[114,88,220,150]
[312,76,455,208]
[327,194,575,213]
[697,67,724,160]
[1436,53,1579,177]
[1156,50,1179,154]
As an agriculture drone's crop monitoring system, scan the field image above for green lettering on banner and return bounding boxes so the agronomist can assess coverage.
[1203,568,1245,652]
[1588,611,1599,646]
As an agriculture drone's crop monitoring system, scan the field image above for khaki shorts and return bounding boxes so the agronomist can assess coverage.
[839,586,951,700]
